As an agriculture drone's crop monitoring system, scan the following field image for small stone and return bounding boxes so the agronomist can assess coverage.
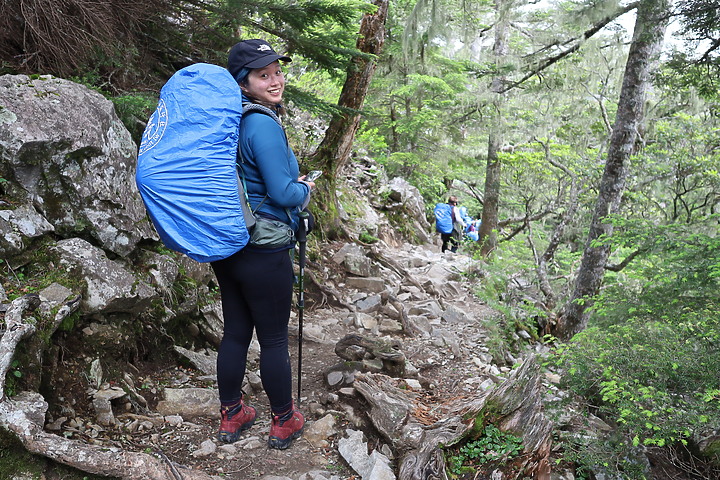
[46,416,68,431]
[327,370,344,387]
[404,379,422,390]
[164,415,184,427]
[191,439,216,457]
[218,444,237,455]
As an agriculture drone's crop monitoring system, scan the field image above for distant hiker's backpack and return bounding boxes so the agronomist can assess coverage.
[466,223,479,242]
[434,203,453,234]
[459,205,472,225]
[136,63,250,262]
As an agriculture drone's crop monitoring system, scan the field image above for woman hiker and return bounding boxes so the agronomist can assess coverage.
[211,38,315,449]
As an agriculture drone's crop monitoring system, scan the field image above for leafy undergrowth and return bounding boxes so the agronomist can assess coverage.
[444,424,526,479]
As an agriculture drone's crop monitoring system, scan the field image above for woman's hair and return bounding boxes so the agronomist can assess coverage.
[235,66,285,116]
[234,67,251,86]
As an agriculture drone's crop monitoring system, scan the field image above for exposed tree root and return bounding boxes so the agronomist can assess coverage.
[0,294,214,480]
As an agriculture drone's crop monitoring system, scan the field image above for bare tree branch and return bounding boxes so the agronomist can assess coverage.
[501,1,640,93]
[605,248,646,271]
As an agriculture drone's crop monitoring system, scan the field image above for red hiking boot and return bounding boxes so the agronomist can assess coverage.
[218,400,256,443]
[268,407,304,449]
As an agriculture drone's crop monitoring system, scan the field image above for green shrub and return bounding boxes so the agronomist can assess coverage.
[553,219,720,473]
[358,231,379,244]
[556,312,720,447]
[111,92,158,145]
[445,424,523,477]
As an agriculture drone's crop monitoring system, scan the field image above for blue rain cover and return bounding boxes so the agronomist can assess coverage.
[458,205,472,225]
[136,63,249,262]
[434,203,453,234]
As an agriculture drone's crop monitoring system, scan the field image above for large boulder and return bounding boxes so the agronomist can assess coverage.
[52,237,155,314]
[380,177,433,245]
[0,74,155,257]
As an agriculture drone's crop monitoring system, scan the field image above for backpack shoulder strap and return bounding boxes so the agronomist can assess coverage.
[242,103,282,125]
[238,102,292,223]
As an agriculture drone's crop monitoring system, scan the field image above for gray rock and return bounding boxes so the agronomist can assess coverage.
[199,301,224,347]
[355,294,382,313]
[304,413,337,448]
[164,415,184,427]
[191,439,216,457]
[0,204,54,256]
[52,238,155,314]
[237,436,264,449]
[332,243,360,264]
[156,387,218,418]
[441,304,471,324]
[407,301,442,318]
[0,74,155,256]
[92,386,126,426]
[174,346,217,376]
[346,276,387,293]
[38,282,72,305]
[378,319,402,333]
[326,370,344,387]
[378,178,432,245]
[344,252,374,277]
[339,429,395,480]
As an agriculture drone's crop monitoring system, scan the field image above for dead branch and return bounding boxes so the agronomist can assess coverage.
[0,295,40,396]
[389,356,552,480]
[498,209,554,229]
[382,292,422,337]
[305,269,356,311]
[453,178,485,207]
[501,1,640,92]
[533,141,584,312]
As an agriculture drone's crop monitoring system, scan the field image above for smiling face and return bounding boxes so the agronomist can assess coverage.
[240,61,285,107]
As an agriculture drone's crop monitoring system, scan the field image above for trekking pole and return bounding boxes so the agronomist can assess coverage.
[296,210,309,403]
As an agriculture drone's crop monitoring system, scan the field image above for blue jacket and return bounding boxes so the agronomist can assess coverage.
[238,105,310,231]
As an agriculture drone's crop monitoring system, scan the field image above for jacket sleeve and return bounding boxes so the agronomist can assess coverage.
[244,114,310,208]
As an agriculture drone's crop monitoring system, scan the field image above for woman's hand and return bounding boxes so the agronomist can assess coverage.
[299,175,316,189]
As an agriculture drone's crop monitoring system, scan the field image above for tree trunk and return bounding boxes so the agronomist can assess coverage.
[555,0,670,340]
[310,0,389,224]
[479,0,511,256]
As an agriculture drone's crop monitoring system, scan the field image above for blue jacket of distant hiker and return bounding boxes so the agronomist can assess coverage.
[238,94,310,231]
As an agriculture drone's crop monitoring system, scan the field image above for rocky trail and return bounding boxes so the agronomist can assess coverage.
[20,238,554,480]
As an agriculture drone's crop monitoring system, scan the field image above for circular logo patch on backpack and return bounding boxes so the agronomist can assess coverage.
[138,99,168,155]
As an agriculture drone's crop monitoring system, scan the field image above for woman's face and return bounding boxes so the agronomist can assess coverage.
[242,61,285,106]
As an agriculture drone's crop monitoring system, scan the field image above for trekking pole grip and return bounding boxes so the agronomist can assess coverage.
[297,210,309,243]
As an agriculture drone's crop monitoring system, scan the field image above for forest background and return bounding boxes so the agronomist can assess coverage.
[1,0,719,477]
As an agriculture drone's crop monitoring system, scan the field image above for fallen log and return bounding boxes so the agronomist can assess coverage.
[354,356,552,480]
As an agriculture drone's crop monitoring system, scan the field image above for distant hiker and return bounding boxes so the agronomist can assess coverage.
[449,197,466,250]
[212,39,312,450]
[435,195,464,253]
[466,218,480,242]
[458,205,472,226]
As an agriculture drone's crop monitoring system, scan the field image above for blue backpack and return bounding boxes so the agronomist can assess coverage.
[459,205,472,225]
[136,63,250,262]
[434,203,453,234]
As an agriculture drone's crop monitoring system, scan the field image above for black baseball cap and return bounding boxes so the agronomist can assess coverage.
[227,39,292,78]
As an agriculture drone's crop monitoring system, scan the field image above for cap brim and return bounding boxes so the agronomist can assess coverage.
[244,54,292,69]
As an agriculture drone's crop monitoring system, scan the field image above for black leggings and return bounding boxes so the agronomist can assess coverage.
[211,248,294,415]
[441,232,458,252]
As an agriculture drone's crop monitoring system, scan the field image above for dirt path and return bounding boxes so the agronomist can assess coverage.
[36,241,501,480]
